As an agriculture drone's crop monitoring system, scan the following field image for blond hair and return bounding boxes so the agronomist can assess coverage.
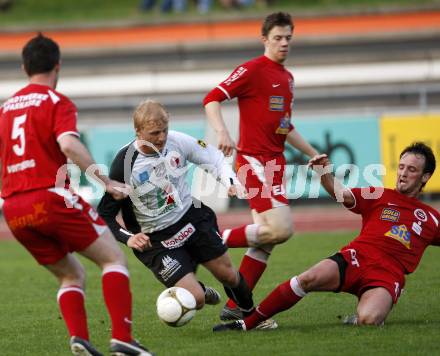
[133,99,169,132]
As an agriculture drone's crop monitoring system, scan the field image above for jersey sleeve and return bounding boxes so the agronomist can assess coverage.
[173,131,237,188]
[97,147,139,245]
[53,96,79,141]
[344,187,378,215]
[215,62,254,101]
[430,211,440,246]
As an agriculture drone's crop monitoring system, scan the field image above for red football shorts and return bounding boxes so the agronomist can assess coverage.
[3,188,107,265]
[339,243,405,304]
[236,152,288,213]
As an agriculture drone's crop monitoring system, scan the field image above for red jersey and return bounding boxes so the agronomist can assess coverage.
[0,83,79,198]
[345,187,440,274]
[207,55,294,155]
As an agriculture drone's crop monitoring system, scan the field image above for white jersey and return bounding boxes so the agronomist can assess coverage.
[115,130,236,233]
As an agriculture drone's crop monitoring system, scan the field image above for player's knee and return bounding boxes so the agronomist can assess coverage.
[297,271,317,292]
[270,224,293,244]
[60,264,86,287]
[112,248,128,266]
[357,311,384,326]
[101,247,128,269]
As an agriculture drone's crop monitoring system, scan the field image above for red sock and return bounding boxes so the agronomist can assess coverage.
[226,253,267,308]
[102,266,132,342]
[244,278,305,329]
[222,224,260,248]
[222,226,248,247]
[57,286,89,340]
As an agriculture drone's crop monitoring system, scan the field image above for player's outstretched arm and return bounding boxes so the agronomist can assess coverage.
[308,154,354,206]
[286,129,319,158]
[204,101,236,157]
[58,134,129,200]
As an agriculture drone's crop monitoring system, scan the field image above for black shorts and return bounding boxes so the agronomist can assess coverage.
[133,203,227,287]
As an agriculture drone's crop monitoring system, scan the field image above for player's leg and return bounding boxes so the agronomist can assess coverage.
[3,193,101,354]
[356,287,393,325]
[223,206,292,245]
[203,252,254,314]
[253,205,293,244]
[45,254,89,342]
[214,258,340,331]
[224,153,292,246]
[46,256,105,356]
[223,206,292,312]
[80,229,154,355]
[45,188,137,346]
[174,273,207,309]
[79,229,133,343]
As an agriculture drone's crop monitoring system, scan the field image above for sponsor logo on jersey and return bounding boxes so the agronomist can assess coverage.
[7,159,36,174]
[197,139,207,148]
[380,208,400,222]
[275,113,291,134]
[224,66,247,86]
[414,208,427,222]
[138,170,149,183]
[159,255,182,282]
[2,93,49,113]
[161,223,196,249]
[412,221,422,235]
[269,96,284,111]
[385,224,411,249]
[8,202,48,231]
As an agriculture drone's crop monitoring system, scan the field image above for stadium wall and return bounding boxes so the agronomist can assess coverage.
[78,113,440,210]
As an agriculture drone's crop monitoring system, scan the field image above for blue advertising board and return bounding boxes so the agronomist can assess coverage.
[285,116,381,199]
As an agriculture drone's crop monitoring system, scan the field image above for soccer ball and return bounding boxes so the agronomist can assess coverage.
[156,287,197,327]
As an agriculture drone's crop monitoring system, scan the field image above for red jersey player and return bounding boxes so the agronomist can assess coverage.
[203,12,320,324]
[0,34,153,356]
[213,142,440,331]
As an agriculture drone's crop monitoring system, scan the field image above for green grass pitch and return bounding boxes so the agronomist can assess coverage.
[1,231,439,355]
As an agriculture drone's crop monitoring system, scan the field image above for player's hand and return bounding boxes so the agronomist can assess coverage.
[106,180,132,200]
[227,183,247,199]
[308,154,330,170]
[127,233,152,252]
[217,130,236,157]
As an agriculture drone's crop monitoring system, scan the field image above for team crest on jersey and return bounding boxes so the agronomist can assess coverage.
[414,208,427,222]
[197,139,207,148]
[269,96,284,111]
[275,113,291,135]
[380,208,400,222]
[385,225,411,249]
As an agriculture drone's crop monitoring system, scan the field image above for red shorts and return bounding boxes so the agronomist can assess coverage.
[236,153,288,213]
[3,188,107,265]
[337,243,405,304]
